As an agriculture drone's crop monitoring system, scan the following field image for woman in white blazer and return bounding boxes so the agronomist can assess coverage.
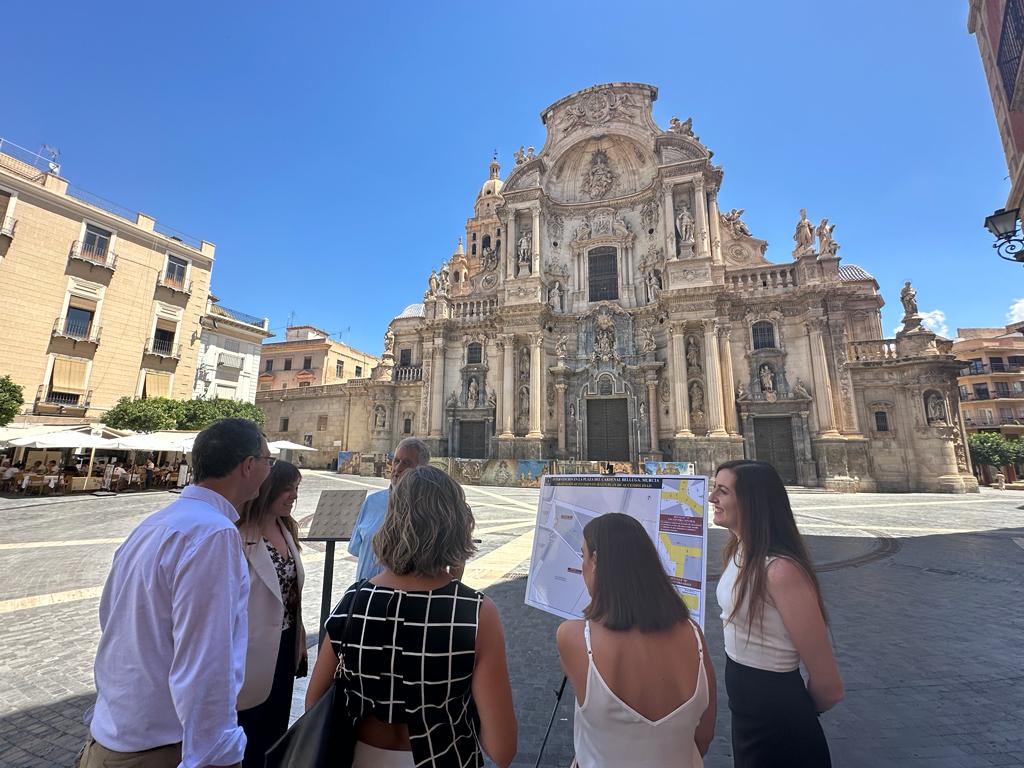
[236,460,307,768]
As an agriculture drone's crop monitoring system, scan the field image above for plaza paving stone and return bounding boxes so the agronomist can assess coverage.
[0,472,1021,766]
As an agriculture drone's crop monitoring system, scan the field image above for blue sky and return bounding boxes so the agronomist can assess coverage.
[1,1,1009,353]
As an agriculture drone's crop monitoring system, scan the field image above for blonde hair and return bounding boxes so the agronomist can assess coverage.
[373,465,475,576]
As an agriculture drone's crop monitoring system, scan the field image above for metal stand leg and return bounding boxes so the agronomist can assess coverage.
[535,675,568,768]
[318,540,335,646]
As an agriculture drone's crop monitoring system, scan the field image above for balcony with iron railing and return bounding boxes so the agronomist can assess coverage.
[960,391,1024,401]
[51,316,101,345]
[217,352,244,369]
[0,216,15,238]
[68,240,118,270]
[33,385,92,415]
[999,0,1024,109]
[958,363,1024,376]
[156,274,193,295]
[146,338,182,359]
[394,365,424,382]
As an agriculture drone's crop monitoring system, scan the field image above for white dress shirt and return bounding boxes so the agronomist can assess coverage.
[90,485,250,768]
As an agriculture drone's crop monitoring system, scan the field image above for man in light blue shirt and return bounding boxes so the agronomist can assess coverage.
[349,437,430,580]
[80,419,272,768]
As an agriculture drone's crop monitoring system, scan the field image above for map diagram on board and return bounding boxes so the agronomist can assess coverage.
[525,475,709,627]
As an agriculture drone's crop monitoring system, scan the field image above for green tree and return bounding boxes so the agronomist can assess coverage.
[103,397,265,431]
[967,432,1013,469]
[0,375,24,427]
[102,397,181,432]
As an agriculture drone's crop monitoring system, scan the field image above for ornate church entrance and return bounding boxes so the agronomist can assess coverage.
[586,398,629,461]
[753,417,797,484]
[458,421,487,459]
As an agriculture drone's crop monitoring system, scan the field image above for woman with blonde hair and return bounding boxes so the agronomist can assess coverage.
[306,465,517,768]
[712,460,843,767]
[557,513,716,767]
[236,460,307,768]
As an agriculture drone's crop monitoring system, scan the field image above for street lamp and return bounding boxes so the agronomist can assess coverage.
[984,207,1024,262]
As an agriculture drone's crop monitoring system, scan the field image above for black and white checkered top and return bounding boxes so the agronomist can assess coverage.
[326,579,485,768]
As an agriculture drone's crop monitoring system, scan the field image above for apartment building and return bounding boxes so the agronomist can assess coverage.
[0,139,213,421]
[258,326,377,391]
[954,324,1024,437]
[193,297,272,403]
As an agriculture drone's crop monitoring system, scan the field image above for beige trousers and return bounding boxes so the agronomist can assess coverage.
[74,736,242,768]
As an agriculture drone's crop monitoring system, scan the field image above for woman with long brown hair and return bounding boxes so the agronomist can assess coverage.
[557,513,716,767]
[711,460,843,767]
[236,460,307,768]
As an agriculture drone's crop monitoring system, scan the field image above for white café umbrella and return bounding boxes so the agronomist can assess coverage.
[267,440,317,455]
[8,431,119,481]
[102,432,198,453]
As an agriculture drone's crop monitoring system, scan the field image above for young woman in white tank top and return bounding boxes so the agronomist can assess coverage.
[711,460,843,768]
[556,513,716,768]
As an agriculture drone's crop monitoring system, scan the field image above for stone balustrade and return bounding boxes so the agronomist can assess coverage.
[726,266,798,293]
[394,365,423,382]
[451,298,497,320]
[848,339,898,362]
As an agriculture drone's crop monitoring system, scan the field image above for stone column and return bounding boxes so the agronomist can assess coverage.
[663,185,677,260]
[693,176,710,259]
[531,207,541,275]
[506,213,516,280]
[555,381,567,456]
[703,319,728,437]
[429,336,446,437]
[671,324,692,436]
[500,334,515,437]
[646,375,660,451]
[718,323,738,435]
[527,332,543,438]
[806,317,840,436]
[708,190,723,265]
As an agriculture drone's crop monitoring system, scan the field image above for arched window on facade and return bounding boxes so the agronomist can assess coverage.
[482,235,492,250]
[403,417,412,434]
[453,272,460,283]
[467,342,483,365]
[471,244,477,255]
[752,321,776,350]
[588,247,619,302]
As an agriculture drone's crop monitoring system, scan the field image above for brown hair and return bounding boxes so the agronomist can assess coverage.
[373,465,476,577]
[715,459,827,631]
[237,460,302,549]
[582,513,689,632]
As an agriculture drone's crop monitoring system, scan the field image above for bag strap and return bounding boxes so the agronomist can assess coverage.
[333,579,368,678]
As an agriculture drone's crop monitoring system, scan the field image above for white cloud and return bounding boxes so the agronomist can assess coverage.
[1007,298,1024,323]
[919,309,949,338]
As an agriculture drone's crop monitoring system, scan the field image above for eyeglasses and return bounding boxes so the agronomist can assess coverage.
[252,454,277,467]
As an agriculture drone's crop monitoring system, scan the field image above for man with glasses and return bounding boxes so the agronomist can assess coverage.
[79,419,272,768]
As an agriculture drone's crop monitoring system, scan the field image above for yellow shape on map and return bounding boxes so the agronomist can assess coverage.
[659,533,703,578]
[681,593,700,612]
[660,486,704,516]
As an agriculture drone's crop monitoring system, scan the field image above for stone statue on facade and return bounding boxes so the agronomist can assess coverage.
[427,270,439,297]
[467,378,479,408]
[594,315,617,361]
[759,364,776,394]
[517,231,533,271]
[685,336,701,370]
[676,205,695,247]
[383,327,394,355]
[792,377,811,399]
[555,334,569,359]
[548,281,564,312]
[793,209,814,255]
[574,220,592,242]
[639,401,646,423]
[581,149,617,200]
[519,347,530,380]
[668,116,696,139]
[487,388,497,408]
[519,387,530,422]
[721,208,751,238]
[526,146,535,160]
[373,405,386,430]
[644,270,662,303]
[736,381,750,401]
[636,322,656,355]
[481,245,496,270]
[689,382,704,412]
[438,266,451,294]
[640,199,659,231]
[514,145,527,165]
[816,218,838,257]
[926,393,947,424]
[900,281,919,318]
[447,391,459,409]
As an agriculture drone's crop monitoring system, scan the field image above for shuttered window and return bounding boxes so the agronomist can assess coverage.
[51,358,88,395]
[143,371,172,398]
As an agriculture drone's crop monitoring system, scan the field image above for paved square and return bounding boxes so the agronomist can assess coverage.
[0,473,1022,767]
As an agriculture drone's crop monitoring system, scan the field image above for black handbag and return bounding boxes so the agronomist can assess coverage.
[264,582,364,768]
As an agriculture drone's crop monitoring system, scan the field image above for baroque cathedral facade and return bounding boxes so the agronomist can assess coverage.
[259,83,977,493]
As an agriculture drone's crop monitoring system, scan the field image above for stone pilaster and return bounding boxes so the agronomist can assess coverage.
[527,332,543,438]
[663,185,677,260]
[555,381,567,456]
[500,334,515,437]
[703,319,728,437]
[531,207,541,275]
[693,176,709,259]
[708,189,722,265]
[646,375,660,452]
[718,323,738,435]
[671,324,692,436]
[429,336,446,437]
[806,317,840,436]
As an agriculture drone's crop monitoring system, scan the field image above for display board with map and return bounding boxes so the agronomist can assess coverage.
[524,474,709,627]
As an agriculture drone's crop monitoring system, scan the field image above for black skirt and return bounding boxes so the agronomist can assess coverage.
[725,657,831,768]
[238,624,298,768]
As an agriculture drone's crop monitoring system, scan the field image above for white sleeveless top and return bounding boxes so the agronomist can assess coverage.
[573,620,707,768]
[716,552,800,672]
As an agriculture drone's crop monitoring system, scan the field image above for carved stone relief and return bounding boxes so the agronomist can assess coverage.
[559,90,638,134]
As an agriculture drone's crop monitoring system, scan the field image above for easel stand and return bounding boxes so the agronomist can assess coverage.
[535,675,568,768]
[318,540,338,646]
